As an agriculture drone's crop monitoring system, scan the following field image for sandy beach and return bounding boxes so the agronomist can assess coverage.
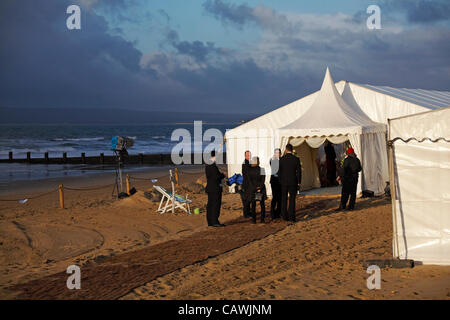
[0,165,449,300]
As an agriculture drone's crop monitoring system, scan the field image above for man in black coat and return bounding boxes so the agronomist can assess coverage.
[269,148,282,219]
[279,144,302,222]
[337,147,362,211]
[243,157,267,224]
[240,150,251,217]
[205,151,225,227]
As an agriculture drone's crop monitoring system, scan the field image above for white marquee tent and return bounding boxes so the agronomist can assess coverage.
[389,107,450,265]
[225,67,450,197]
[278,68,388,195]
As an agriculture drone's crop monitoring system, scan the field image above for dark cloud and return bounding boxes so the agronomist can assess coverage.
[202,0,253,27]
[158,9,171,23]
[402,0,450,23]
[0,0,147,109]
[164,28,229,62]
[202,0,296,34]
[376,0,450,24]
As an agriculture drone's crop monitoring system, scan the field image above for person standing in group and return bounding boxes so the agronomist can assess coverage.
[279,144,302,222]
[336,147,362,211]
[205,150,225,227]
[240,150,252,218]
[244,157,267,224]
[270,148,282,220]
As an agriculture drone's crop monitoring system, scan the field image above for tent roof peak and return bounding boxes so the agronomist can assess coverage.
[278,67,386,135]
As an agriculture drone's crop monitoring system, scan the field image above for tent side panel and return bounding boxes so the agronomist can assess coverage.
[393,140,450,265]
[390,107,450,140]
[360,132,389,195]
[225,136,275,196]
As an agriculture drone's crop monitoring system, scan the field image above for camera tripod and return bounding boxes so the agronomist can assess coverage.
[112,150,127,198]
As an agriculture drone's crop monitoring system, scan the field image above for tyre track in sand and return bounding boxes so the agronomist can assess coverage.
[8,216,291,299]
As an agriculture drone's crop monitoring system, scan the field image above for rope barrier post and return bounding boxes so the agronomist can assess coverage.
[27,152,31,163]
[59,184,64,209]
[45,152,49,163]
[175,168,179,186]
[9,151,13,161]
[169,170,175,213]
[126,174,131,195]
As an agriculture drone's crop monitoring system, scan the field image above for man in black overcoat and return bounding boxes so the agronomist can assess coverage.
[205,151,225,227]
[279,144,302,222]
[337,147,362,211]
[240,150,251,217]
[269,148,282,219]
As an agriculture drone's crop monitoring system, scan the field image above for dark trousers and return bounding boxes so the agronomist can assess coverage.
[239,189,250,217]
[207,190,222,225]
[250,200,266,222]
[340,179,358,209]
[270,181,281,219]
[281,185,297,221]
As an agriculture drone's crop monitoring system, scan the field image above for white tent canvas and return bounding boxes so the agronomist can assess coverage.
[389,107,450,265]
[225,67,450,197]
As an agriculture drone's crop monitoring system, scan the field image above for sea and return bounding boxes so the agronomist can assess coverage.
[0,123,239,183]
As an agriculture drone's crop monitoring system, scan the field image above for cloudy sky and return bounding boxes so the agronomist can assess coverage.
[0,0,449,114]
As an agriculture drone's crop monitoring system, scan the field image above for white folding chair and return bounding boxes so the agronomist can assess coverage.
[153,170,191,214]
[153,185,192,214]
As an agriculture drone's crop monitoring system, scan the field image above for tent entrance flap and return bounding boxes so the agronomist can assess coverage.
[285,136,349,191]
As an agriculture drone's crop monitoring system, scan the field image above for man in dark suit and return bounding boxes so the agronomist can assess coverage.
[337,147,362,211]
[279,144,302,222]
[205,151,225,227]
[270,148,282,219]
[240,150,251,217]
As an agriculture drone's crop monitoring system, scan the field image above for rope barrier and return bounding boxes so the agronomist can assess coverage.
[177,169,205,175]
[0,169,207,204]
[128,173,169,181]
[63,183,116,191]
[0,187,59,202]
[128,176,157,181]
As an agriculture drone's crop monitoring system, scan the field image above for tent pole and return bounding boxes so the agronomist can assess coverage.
[388,119,400,259]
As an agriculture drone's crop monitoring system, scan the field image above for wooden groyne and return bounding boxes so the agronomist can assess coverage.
[0,152,227,165]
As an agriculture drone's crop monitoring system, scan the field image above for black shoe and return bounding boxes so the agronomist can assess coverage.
[335,207,344,212]
[260,219,265,224]
[219,223,226,226]
[251,220,256,224]
[212,224,224,227]
[345,207,354,211]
